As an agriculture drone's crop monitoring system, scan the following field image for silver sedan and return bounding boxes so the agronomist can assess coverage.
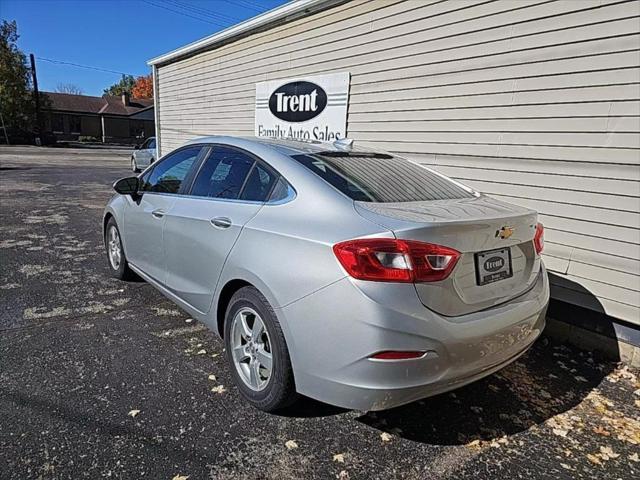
[103,136,549,412]
[130,137,157,173]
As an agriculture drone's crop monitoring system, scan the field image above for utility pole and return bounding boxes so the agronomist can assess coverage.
[30,54,42,146]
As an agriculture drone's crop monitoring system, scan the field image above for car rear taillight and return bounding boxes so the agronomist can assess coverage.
[333,238,460,283]
[534,222,544,255]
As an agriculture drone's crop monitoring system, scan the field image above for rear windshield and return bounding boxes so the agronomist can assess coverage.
[291,152,474,202]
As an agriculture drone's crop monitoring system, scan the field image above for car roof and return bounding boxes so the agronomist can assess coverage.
[184,135,364,157]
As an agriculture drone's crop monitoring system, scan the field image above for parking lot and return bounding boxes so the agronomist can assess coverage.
[0,145,638,479]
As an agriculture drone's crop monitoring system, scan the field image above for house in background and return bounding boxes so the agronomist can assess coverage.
[42,92,154,144]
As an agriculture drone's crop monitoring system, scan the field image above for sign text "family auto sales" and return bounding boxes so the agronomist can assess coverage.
[255,72,349,141]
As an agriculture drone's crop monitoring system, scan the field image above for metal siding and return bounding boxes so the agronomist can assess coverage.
[156,0,640,325]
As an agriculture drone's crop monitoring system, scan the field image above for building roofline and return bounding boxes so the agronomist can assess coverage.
[147,0,340,67]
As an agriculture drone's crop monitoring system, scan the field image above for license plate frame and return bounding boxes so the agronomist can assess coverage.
[475,247,513,286]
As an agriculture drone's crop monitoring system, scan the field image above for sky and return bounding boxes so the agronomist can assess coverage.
[1,0,287,96]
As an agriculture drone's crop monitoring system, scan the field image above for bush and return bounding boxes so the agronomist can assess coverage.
[78,136,99,143]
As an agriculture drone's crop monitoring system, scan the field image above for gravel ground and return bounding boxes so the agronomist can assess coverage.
[0,145,638,480]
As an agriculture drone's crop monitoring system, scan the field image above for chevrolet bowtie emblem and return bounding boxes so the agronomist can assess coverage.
[496,226,514,239]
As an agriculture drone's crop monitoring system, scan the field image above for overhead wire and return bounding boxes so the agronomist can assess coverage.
[141,0,229,26]
[162,0,242,23]
[36,57,138,76]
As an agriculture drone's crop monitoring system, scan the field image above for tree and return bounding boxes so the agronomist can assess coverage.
[55,83,83,95]
[0,20,35,131]
[103,75,135,96]
[131,74,153,98]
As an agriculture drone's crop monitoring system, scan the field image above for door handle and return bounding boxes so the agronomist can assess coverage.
[210,217,232,229]
[151,209,166,219]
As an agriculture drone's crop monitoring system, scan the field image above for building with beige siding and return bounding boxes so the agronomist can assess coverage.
[149,0,640,354]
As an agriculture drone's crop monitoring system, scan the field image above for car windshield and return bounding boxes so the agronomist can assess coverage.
[290,151,474,202]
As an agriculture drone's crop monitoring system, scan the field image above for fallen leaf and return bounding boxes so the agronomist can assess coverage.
[337,471,350,480]
[629,453,639,462]
[285,440,298,450]
[172,475,189,480]
[466,439,481,449]
[600,446,620,459]
[560,463,572,470]
[380,432,392,442]
[332,453,345,463]
[593,426,610,436]
[185,318,193,323]
[196,349,207,355]
[574,376,588,383]
[211,385,226,394]
[208,374,216,381]
[552,428,568,437]
[586,454,602,465]
[128,409,140,418]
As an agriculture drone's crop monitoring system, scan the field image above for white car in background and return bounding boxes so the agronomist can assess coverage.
[131,137,156,172]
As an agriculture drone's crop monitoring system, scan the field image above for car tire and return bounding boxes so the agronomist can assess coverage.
[131,157,140,173]
[224,286,298,412]
[105,217,135,280]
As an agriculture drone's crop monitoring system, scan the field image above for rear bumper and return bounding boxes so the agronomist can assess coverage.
[278,265,549,411]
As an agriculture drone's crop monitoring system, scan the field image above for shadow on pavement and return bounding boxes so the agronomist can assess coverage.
[276,396,349,418]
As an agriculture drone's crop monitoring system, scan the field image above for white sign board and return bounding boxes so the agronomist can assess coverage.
[255,72,349,141]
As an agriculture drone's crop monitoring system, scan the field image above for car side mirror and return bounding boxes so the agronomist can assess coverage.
[134,144,140,150]
[113,176,140,196]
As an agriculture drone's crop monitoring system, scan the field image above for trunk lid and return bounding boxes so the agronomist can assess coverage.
[354,195,542,316]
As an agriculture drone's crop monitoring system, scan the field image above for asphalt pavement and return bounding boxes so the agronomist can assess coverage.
[0,145,638,480]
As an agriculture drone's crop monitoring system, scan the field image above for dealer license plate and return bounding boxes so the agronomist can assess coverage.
[475,247,513,286]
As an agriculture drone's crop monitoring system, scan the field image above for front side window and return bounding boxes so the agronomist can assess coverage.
[291,152,474,202]
[148,138,156,150]
[190,146,255,199]
[140,146,201,194]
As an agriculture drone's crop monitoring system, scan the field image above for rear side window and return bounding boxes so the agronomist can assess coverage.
[291,153,474,202]
[268,177,292,202]
[240,163,277,201]
[191,146,255,199]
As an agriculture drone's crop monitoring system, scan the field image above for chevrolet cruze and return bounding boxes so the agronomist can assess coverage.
[103,136,549,412]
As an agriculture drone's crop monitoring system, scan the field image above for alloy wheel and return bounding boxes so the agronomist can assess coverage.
[107,225,122,270]
[230,307,273,391]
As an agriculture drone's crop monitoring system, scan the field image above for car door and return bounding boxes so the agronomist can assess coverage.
[136,138,155,168]
[134,139,150,166]
[123,145,204,283]
[163,145,278,313]
[145,138,157,165]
